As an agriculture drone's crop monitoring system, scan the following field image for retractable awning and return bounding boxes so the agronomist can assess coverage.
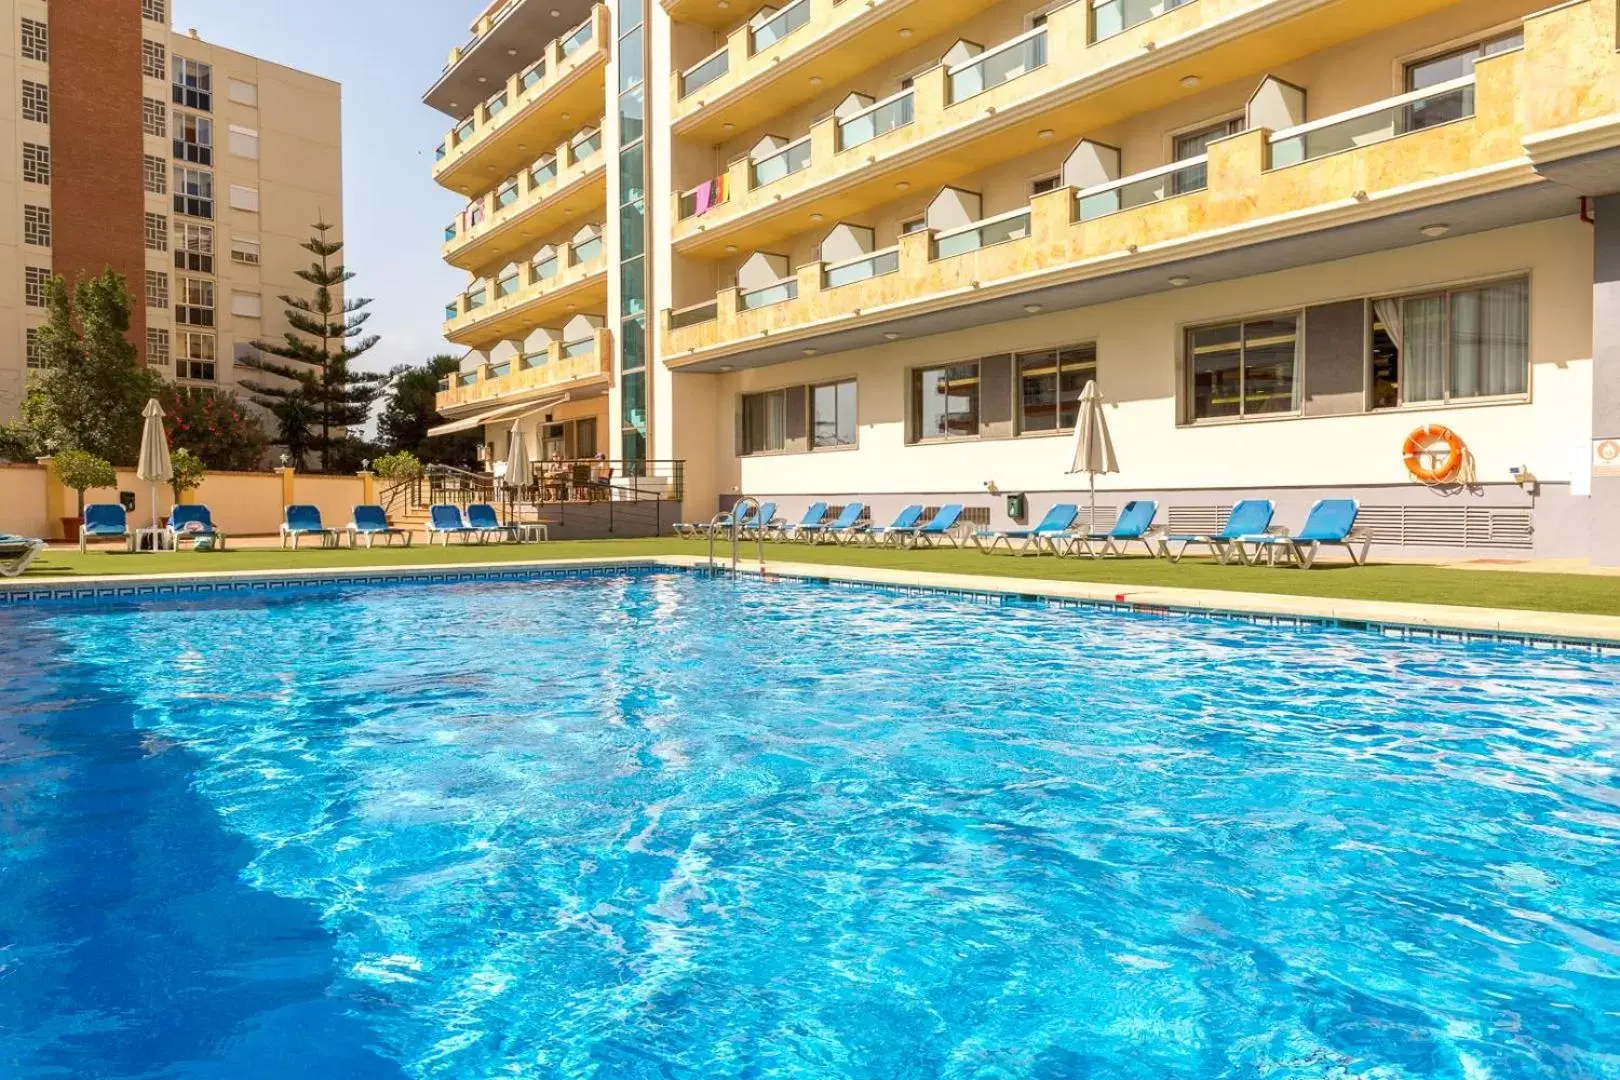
[427,393,569,437]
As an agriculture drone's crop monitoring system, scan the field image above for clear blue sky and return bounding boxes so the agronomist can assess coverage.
[174,0,474,375]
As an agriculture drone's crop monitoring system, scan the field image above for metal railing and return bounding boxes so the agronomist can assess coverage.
[1091,0,1195,43]
[708,496,764,573]
[1076,155,1209,221]
[750,137,811,188]
[837,90,913,150]
[933,208,1031,259]
[824,247,899,288]
[948,27,1046,103]
[750,0,810,53]
[681,46,729,97]
[1268,76,1476,168]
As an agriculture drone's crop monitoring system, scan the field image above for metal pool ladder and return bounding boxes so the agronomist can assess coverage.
[706,496,764,574]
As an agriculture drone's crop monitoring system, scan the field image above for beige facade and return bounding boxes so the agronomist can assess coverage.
[0,0,342,420]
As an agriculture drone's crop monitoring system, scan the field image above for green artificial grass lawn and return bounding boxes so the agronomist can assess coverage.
[11,537,1620,617]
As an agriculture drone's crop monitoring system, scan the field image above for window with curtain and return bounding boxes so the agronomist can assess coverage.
[1186,315,1300,420]
[740,389,787,455]
[1369,277,1528,406]
[912,363,980,441]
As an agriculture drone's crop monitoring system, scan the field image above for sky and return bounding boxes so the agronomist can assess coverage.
[173,0,477,376]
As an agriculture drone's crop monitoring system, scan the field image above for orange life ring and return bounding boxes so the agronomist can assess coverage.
[1403,424,1465,484]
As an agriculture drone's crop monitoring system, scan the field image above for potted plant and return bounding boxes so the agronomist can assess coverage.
[372,450,424,482]
[170,448,207,510]
[55,449,116,543]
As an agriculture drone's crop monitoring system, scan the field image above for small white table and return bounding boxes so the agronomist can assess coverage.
[515,523,550,543]
[136,527,175,552]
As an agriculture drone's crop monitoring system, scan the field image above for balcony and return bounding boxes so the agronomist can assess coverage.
[444,241,609,346]
[435,328,614,415]
[424,0,599,116]
[442,135,608,271]
[669,0,1474,258]
[433,5,610,198]
[662,4,1620,367]
[669,0,991,143]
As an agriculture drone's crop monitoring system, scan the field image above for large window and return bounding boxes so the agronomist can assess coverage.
[912,362,980,440]
[173,111,213,164]
[173,58,212,111]
[740,389,787,455]
[1019,346,1096,433]
[1187,315,1300,420]
[174,222,214,272]
[178,332,216,382]
[173,166,213,217]
[811,380,857,449]
[175,277,215,327]
[1406,30,1524,91]
[1370,278,1528,407]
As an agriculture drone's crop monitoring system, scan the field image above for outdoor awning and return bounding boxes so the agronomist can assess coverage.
[428,394,569,437]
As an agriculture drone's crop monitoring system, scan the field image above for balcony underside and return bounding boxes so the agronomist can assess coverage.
[446,165,609,272]
[448,272,610,348]
[437,369,611,421]
[436,61,608,198]
[662,0,778,31]
[667,177,1570,372]
[424,0,597,117]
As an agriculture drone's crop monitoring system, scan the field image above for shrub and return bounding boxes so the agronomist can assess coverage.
[170,448,207,504]
[160,385,269,472]
[55,448,117,519]
[372,450,425,481]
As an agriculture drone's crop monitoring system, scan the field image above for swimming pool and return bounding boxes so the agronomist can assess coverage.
[1,568,1617,1078]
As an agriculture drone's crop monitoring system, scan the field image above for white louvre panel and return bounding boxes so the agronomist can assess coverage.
[1168,505,1229,533]
[1073,504,1119,530]
[1360,506,1534,550]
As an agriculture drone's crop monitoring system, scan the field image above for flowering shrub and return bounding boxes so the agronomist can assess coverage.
[160,385,268,472]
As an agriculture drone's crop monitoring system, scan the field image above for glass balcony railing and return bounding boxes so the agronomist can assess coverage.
[490,361,512,378]
[573,237,604,263]
[824,247,900,288]
[534,255,560,280]
[495,272,521,298]
[560,18,594,56]
[520,59,546,91]
[680,47,729,98]
[444,222,458,242]
[454,117,476,144]
[750,0,811,53]
[561,337,596,358]
[669,300,719,329]
[750,138,811,188]
[1269,77,1476,168]
[466,287,488,310]
[445,303,459,321]
[1076,156,1209,221]
[531,158,559,186]
[739,278,799,310]
[933,209,1031,259]
[838,91,914,150]
[457,371,478,387]
[438,376,452,392]
[570,131,603,162]
[435,143,447,161]
[948,28,1046,103]
[1091,0,1195,43]
[496,182,519,209]
[486,91,508,120]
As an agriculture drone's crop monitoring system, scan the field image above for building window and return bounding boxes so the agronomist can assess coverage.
[143,97,168,138]
[1031,174,1062,196]
[229,184,260,213]
[25,267,50,308]
[173,111,213,165]
[173,58,212,111]
[23,205,50,247]
[231,292,263,318]
[1018,345,1097,433]
[811,380,857,449]
[20,18,48,62]
[740,389,787,455]
[26,328,44,369]
[145,212,169,251]
[178,332,216,381]
[230,237,261,266]
[1407,30,1524,91]
[173,166,214,218]
[143,154,168,194]
[143,39,167,81]
[1172,117,1241,193]
[22,81,49,125]
[1370,277,1529,407]
[22,142,50,186]
[146,271,169,309]
[228,79,258,107]
[176,277,216,326]
[1187,314,1301,421]
[912,362,980,441]
[901,218,927,235]
[228,126,259,160]
[142,0,168,23]
[174,222,214,272]
[147,327,171,366]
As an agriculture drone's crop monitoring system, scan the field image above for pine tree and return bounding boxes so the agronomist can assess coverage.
[237,222,385,472]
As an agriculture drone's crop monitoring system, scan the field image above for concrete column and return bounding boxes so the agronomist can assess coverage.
[1593,195,1620,565]
[37,456,64,540]
[277,466,297,508]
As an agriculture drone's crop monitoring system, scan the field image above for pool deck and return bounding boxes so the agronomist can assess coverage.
[7,553,1620,648]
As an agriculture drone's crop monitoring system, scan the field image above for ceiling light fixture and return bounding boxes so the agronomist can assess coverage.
[884,332,901,340]
[810,76,823,86]
[802,348,819,356]
[1168,275,1190,287]
[896,181,910,191]
[1420,223,1450,238]
[724,244,738,252]
[1023,303,1043,314]
[899,27,913,37]
[810,212,823,222]
[1180,75,1201,88]
[1038,128,1054,140]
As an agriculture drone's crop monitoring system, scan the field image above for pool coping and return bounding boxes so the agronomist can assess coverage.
[4,553,1619,651]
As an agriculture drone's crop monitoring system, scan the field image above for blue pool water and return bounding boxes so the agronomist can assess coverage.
[1,571,1618,1079]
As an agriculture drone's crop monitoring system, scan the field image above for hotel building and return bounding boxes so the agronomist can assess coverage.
[429,0,1620,562]
[0,0,342,420]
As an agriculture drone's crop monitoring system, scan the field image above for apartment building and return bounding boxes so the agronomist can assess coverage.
[0,0,342,421]
[430,0,1620,562]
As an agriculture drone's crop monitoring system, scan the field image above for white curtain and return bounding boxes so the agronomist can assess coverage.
[1402,295,1447,403]
[1451,280,1529,398]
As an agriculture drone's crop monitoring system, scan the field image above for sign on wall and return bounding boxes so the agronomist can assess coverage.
[1595,438,1620,478]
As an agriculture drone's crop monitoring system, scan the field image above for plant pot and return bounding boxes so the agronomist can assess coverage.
[61,518,81,543]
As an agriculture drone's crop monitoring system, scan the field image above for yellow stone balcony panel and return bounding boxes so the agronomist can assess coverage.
[445,250,610,347]
[670,0,994,144]
[434,5,611,199]
[670,0,1471,259]
[663,36,1569,366]
[436,329,614,416]
[443,143,608,272]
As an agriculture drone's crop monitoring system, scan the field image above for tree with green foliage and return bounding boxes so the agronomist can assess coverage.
[159,384,269,471]
[377,354,480,467]
[169,448,207,505]
[17,272,162,465]
[372,450,425,481]
[237,222,386,473]
[55,448,117,520]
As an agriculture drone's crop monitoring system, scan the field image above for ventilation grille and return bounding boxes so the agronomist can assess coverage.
[1168,505,1231,534]
[1357,506,1533,549]
[828,504,870,525]
[1071,505,1119,531]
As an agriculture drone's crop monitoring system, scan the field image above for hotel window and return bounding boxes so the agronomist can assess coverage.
[147,327,171,367]
[1186,314,1301,420]
[230,237,261,266]
[143,154,168,194]
[143,97,168,137]
[173,58,212,111]
[1406,30,1524,91]
[901,218,927,235]
[142,0,168,23]
[21,18,48,62]
[173,166,213,217]
[228,126,259,160]
[22,81,49,124]
[143,39,167,81]
[811,380,857,449]
[174,222,214,272]
[1031,174,1062,197]
[146,270,169,309]
[25,267,50,308]
[173,111,213,165]
[228,79,258,107]
[231,292,263,318]
[26,328,44,369]
[22,143,50,186]
[24,205,50,247]
[176,277,215,326]
[1172,117,1241,193]
[912,362,980,441]
[229,185,260,213]
[1018,345,1096,433]
[178,332,216,381]
[1370,277,1529,408]
[145,212,169,251]
[740,389,787,455]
